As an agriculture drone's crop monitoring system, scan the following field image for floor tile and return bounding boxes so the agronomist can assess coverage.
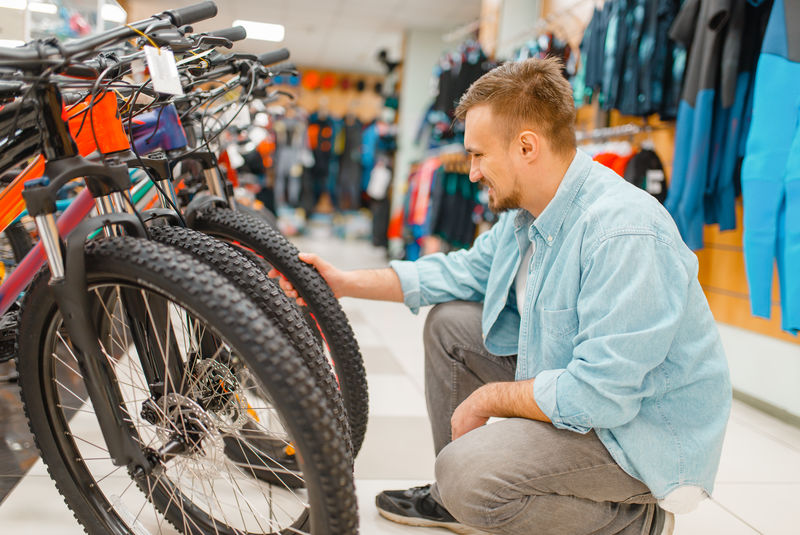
[355,416,436,480]
[729,399,800,454]
[674,496,759,534]
[715,418,800,483]
[361,344,406,375]
[367,374,428,418]
[0,363,38,502]
[711,483,800,535]
[348,318,389,347]
[0,459,83,534]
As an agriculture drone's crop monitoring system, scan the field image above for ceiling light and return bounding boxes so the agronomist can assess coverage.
[29,2,57,14]
[101,3,126,23]
[0,39,24,47]
[233,19,285,42]
[0,0,26,9]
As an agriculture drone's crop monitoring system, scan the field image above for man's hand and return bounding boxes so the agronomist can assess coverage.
[268,253,348,306]
[297,253,349,297]
[451,380,551,441]
[269,253,405,303]
[451,387,491,441]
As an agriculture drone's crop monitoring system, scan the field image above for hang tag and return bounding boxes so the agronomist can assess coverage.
[646,169,664,195]
[143,46,183,96]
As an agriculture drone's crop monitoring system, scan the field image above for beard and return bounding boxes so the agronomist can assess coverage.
[484,180,523,213]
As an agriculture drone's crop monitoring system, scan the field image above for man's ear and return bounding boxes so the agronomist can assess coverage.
[518,130,539,161]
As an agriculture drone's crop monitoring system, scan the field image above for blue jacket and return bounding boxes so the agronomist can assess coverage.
[390,150,731,499]
[741,0,800,333]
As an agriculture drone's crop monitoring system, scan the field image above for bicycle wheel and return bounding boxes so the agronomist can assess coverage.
[16,236,358,534]
[148,225,353,465]
[236,203,280,231]
[191,207,369,454]
[0,220,33,269]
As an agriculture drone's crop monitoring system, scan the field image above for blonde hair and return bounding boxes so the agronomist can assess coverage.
[455,57,577,155]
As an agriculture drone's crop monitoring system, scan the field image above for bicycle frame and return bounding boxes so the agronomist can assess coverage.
[0,0,269,489]
[0,95,192,314]
[0,91,131,315]
[0,88,242,316]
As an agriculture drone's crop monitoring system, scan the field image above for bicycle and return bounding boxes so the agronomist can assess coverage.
[0,4,358,533]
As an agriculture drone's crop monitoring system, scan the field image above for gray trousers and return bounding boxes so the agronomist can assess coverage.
[424,301,661,535]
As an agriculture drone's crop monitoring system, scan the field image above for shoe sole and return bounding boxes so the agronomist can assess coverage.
[377,508,490,535]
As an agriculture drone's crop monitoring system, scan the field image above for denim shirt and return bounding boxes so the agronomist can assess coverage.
[390,149,732,499]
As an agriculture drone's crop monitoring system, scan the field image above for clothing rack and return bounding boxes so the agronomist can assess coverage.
[497,0,594,52]
[439,152,471,174]
[442,20,481,43]
[576,123,659,142]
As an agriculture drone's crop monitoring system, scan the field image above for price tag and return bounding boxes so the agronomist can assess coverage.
[143,46,183,96]
[646,169,664,195]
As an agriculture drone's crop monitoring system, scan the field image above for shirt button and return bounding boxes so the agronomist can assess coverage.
[547,235,553,243]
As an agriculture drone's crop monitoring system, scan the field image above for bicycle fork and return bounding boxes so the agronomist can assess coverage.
[23,158,159,477]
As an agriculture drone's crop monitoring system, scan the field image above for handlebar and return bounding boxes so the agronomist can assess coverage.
[0,1,218,65]
[160,1,218,27]
[258,48,290,67]
[206,26,247,43]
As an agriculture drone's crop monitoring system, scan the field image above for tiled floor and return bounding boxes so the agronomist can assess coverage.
[1,232,799,534]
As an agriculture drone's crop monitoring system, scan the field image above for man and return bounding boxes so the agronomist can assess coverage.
[279,58,732,535]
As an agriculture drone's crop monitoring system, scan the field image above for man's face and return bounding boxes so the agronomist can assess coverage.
[464,105,523,213]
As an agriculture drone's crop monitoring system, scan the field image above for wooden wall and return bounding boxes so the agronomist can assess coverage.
[273,70,385,123]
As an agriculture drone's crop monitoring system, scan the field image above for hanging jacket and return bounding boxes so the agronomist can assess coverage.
[741,0,800,333]
[665,0,732,250]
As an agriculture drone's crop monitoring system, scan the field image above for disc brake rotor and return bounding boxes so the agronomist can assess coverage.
[188,358,248,432]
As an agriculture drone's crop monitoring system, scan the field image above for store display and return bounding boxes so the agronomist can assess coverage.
[666,0,773,250]
[420,40,494,148]
[0,0,798,532]
[578,0,684,117]
[0,4,363,532]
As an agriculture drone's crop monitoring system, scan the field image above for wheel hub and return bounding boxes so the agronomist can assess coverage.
[188,358,248,432]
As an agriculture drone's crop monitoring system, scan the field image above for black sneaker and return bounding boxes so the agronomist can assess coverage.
[376,484,488,534]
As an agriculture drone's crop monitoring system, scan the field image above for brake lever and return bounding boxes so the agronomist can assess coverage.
[271,89,295,100]
[193,35,233,49]
[271,68,299,77]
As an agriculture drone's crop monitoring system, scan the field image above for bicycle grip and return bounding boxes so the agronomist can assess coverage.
[162,1,218,27]
[258,48,290,67]
[207,26,247,42]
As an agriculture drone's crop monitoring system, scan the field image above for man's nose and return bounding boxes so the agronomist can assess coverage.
[468,160,483,183]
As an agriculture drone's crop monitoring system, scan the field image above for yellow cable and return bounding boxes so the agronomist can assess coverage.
[126,24,159,51]
[188,50,210,68]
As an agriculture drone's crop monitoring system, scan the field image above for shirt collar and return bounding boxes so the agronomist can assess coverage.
[514,149,592,246]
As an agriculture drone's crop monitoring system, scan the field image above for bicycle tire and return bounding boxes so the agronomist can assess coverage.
[0,221,30,363]
[148,225,353,462]
[2,220,33,263]
[236,203,280,231]
[191,207,369,454]
[16,236,358,534]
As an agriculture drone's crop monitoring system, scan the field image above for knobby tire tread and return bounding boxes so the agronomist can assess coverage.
[192,208,369,454]
[148,225,353,459]
[15,237,358,534]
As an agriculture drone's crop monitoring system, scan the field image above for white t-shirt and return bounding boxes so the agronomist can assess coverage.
[515,242,705,514]
[515,243,535,314]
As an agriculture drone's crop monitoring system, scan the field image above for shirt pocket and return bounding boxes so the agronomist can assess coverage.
[541,306,579,339]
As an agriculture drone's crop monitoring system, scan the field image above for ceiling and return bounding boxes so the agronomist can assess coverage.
[127,0,483,74]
